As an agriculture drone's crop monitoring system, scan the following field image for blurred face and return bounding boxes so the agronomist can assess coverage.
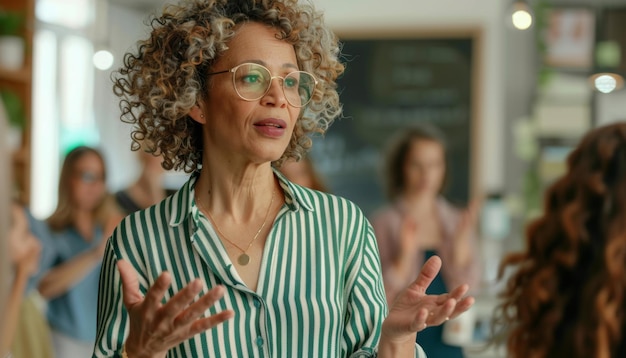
[281,160,314,188]
[402,139,446,196]
[197,22,302,165]
[70,152,106,211]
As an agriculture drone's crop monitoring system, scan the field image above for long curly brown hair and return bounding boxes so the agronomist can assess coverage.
[493,122,626,358]
[113,0,344,172]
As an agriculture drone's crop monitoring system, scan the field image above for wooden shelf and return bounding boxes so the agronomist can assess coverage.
[0,66,31,84]
[1,0,34,205]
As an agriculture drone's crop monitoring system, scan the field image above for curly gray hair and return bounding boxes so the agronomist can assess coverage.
[113,0,345,172]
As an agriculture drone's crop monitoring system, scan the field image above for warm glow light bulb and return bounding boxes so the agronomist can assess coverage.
[594,74,617,94]
[93,50,114,70]
[512,9,533,30]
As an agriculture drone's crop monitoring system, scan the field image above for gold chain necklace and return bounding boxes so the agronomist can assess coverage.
[196,189,275,266]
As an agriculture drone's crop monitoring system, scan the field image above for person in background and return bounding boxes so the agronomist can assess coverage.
[1,202,43,358]
[0,89,10,354]
[93,0,474,357]
[370,124,482,358]
[1,100,54,358]
[279,156,329,192]
[494,122,626,358]
[37,146,120,357]
[7,204,55,358]
[114,145,167,215]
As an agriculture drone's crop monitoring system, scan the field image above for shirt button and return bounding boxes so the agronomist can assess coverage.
[253,298,261,308]
[256,336,264,346]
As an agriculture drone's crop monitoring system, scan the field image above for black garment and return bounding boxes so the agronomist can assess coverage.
[416,249,465,358]
[114,190,142,215]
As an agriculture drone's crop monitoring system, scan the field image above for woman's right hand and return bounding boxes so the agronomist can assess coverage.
[117,260,234,358]
[393,216,420,271]
[398,216,420,254]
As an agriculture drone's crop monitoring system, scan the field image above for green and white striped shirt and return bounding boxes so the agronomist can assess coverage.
[93,171,426,357]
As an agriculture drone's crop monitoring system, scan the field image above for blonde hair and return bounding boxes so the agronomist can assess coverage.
[113,0,344,172]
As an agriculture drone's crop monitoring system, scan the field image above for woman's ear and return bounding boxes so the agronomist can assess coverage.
[189,105,206,124]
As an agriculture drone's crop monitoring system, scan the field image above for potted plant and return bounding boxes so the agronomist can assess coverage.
[0,8,25,70]
[0,89,25,149]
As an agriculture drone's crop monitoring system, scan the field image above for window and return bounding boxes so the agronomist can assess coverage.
[31,0,98,218]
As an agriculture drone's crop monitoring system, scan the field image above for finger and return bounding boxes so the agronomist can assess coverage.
[407,255,442,295]
[469,197,483,214]
[427,298,456,326]
[144,271,172,310]
[436,284,469,304]
[187,309,235,337]
[117,259,144,307]
[401,216,417,232]
[174,285,227,326]
[466,199,482,226]
[448,296,475,320]
[156,279,203,323]
[410,308,429,332]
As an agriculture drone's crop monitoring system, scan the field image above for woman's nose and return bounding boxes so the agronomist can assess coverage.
[261,77,288,107]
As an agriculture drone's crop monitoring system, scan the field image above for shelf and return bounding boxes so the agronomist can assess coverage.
[1,0,35,205]
[0,66,32,84]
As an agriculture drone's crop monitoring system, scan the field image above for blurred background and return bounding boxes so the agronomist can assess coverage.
[1,0,625,356]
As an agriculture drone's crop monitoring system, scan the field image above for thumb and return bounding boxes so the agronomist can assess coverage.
[408,255,442,295]
[117,259,143,307]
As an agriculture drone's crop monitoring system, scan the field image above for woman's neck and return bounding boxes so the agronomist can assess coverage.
[195,161,277,221]
[401,191,438,214]
[73,210,95,241]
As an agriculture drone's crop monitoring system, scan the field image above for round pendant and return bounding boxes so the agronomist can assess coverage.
[238,253,250,266]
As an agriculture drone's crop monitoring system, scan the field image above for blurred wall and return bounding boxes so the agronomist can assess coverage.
[94,3,153,191]
[99,0,514,194]
[315,0,508,194]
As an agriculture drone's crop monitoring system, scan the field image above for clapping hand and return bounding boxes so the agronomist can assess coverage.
[451,199,482,267]
[382,256,474,343]
[117,260,234,358]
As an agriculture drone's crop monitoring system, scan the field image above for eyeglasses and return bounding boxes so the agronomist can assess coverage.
[207,63,318,108]
[75,171,104,184]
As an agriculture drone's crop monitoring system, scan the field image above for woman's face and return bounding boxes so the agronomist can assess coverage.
[402,139,446,196]
[198,22,302,166]
[70,152,106,211]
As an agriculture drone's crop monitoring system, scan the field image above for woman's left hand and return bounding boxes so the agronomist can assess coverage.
[381,255,475,343]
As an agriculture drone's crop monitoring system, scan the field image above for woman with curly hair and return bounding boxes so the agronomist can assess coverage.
[494,122,626,358]
[94,1,475,357]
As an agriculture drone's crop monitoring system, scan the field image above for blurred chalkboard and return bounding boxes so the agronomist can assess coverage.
[311,34,479,215]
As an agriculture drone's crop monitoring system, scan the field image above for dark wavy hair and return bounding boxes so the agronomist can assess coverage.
[493,122,626,358]
[113,0,344,172]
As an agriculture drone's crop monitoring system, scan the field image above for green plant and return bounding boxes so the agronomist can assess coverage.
[0,89,25,129]
[0,8,24,36]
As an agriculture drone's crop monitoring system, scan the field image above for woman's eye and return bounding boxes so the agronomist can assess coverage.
[242,74,262,83]
[284,77,298,88]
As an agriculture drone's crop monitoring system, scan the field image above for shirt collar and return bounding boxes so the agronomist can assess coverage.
[168,168,315,227]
